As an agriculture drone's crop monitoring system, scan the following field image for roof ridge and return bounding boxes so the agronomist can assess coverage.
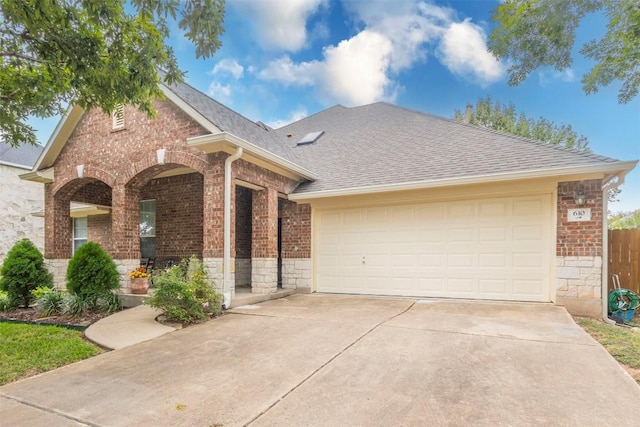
[369,102,619,163]
[279,104,348,129]
[165,77,277,135]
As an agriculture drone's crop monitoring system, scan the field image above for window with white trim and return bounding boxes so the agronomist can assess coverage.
[112,104,125,130]
[140,200,156,258]
[73,217,88,253]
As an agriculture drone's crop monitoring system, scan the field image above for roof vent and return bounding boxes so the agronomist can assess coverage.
[297,131,324,146]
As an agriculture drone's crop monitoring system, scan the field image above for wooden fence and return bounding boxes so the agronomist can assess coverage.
[608,229,640,293]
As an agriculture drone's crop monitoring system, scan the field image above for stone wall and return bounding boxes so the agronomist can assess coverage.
[0,164,44,264]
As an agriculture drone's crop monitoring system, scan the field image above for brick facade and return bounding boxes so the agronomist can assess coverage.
[556,179,603,257]
[44,101,312,293]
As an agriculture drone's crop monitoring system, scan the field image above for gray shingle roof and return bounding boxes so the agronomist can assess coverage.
[163,79,303,166]
[0,141,43,169]
[277,102,623,194]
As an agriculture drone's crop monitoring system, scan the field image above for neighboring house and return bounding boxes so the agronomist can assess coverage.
[0,142,44,265]
[20,79,637,317]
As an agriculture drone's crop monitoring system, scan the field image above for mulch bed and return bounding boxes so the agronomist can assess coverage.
[0,307,115,329]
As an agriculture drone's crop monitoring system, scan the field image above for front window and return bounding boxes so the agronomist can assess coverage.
[73,217,88,253]
[140,200,156,258]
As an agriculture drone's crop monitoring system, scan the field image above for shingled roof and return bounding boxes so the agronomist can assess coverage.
[277,102,627,194]
[0,141,43,169]
[162,78,303,166]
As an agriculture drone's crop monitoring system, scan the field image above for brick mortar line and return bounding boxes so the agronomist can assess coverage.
[244,300,418,426]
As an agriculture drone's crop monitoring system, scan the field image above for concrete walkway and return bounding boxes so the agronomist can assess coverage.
[2,294,639,426]
[85,305,175,350]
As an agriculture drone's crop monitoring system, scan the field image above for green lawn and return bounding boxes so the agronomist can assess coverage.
[0,323,102,385]
[576,318,640,369]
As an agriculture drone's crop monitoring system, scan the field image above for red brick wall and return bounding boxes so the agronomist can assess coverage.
[557,179,603,257]
[72,181,112,206]
[88,214,112,250]
[45,99,307,261]
[252,188,278,258]
[280,199,311,258]
[140,173,203,260]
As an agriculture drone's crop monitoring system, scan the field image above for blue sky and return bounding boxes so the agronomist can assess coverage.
[34,0,640,212]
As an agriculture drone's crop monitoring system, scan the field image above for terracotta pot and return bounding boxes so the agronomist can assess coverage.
[130,277,149,295]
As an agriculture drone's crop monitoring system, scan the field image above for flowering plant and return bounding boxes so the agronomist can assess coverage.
[129,266,150,279]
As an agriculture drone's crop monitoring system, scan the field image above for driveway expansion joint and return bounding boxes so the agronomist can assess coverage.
[244,300,417,426]
[0,392,100,427]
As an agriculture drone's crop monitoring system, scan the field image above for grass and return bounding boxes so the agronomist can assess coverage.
[0,323,102,385]
[576,317,640,369]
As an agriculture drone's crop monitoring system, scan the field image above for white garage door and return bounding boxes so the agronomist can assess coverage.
[315,195,552,302]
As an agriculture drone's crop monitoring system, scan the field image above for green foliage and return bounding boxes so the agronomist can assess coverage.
[0,0,225,147]
[0,239,53,308]
[489,0,640,103]
[62,293,91,318]
[0,323,101,385]
[609,210,640,230]
[66,242,120,299]
[0,291,10,312]
[454,96,590,151]
[34,287,65,317]
[146,257,221,323]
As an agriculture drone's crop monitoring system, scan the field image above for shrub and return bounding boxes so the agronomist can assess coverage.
[145,257,221,323]
[0,239,53,308]
[62,293,90,317]
[66,242,119,299]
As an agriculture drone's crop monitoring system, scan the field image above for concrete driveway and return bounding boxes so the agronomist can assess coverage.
[2,294,639,426]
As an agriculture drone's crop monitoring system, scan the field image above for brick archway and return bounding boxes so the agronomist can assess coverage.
[118,149,209,189]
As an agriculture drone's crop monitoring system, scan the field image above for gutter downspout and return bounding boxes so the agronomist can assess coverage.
[223,147,243,309]
[601,173,627,324]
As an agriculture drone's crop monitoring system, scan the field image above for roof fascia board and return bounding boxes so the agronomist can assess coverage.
[33,105,85,171]
[19,167,54,183]
[289,161,638,201]
[188,132,318,181]
[159,84,222,134]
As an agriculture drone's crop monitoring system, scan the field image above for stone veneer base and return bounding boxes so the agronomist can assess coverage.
[281,258,311,289]
[252,258,278,294]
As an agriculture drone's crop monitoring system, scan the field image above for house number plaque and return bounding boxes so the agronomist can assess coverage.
[567,208,591,222]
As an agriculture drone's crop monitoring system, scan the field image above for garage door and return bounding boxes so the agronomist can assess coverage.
[315,195,552,302]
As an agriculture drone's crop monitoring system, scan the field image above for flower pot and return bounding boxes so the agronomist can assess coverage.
[130,277,149,295]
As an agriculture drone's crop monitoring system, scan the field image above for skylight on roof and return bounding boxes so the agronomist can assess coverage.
[297,131,324,145]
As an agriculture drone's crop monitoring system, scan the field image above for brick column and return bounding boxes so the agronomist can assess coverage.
[202,165,225,291]
[44,184,72,288]
[555,179,603,317]
[111,185,140,288]
[251,187,278,293]
[280,200,312,290]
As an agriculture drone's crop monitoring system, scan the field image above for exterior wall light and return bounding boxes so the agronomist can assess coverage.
[574,186,586,206]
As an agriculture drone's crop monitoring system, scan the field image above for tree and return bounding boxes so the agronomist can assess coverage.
[1,0,225,147]
[609,210,640,230]
[454,96,590,151]
[489,0,640,103]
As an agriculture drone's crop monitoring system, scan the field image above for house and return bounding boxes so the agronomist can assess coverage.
[20,79,637,317]
[0,141,44,264]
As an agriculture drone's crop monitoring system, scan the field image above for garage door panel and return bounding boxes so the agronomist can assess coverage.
[316,194,551,302]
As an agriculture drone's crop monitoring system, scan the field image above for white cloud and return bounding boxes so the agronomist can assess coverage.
[257,56,319,86]
[255,1,504,106]
[229,0,326,52]
[207,81,232,103]
[258,30,395,106]
[438,19,504,87]
[211,58,244,79]
[268,107,309,128]
[322,30,394,105]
